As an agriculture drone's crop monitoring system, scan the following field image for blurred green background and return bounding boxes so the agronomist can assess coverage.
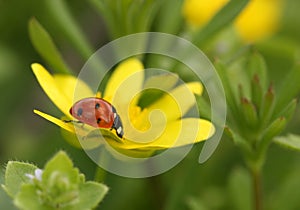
[1,0,300,209]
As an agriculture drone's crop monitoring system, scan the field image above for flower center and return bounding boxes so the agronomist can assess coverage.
[128,105,151,132]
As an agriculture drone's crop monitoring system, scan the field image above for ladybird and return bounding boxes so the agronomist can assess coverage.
[69,97,124,138]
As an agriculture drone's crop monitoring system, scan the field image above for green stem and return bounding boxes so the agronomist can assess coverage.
[147,176,165,210]
[94,147,108,183]
[251,168,263,210]
[247,147,264,210]
[94,166,107,183]
[245,139,265,210]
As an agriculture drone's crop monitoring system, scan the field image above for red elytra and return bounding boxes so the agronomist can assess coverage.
[69,97,124,138]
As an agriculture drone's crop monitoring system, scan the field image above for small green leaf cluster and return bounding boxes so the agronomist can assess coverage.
[87,0,163,39]
[2,151,108,210]
[217,52,300,170]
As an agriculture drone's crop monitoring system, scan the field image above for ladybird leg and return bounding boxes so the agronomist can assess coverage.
[63,120,85,127]
[63,119,82,123]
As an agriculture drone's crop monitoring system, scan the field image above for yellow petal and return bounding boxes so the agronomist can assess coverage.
[104,58,144,109]
[53,74,94,104]
[186,81,203,95]
[125,107,167,142]
[144,73,178,90]
[146,82,203,121]
[31,63,72,118]
[151,118,215,148]
[102,58,145,137]
[150,118,214,148]
[33,109,75,133]
[34,109,104,149]
[107,118,214,150]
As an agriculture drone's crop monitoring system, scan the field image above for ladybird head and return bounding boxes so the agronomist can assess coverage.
[112,113,124,138]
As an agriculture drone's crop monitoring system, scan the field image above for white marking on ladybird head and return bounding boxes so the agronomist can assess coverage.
[117,127,122,134]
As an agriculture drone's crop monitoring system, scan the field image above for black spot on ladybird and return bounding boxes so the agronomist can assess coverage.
[95,103,100,109]
[97,118,101,124]
[77,108,83,116]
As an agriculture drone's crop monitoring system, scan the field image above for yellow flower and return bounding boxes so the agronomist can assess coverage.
[234,0,282,43]
[182,0,229,28]
[182,0,283,43]
[32,58,214,157]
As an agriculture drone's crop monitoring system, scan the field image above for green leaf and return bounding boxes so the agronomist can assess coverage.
[193,0,249,46]
[134,0,162,34]
[259,85,275,126]
[44,0,107,75]
[77,182,109,210]
[274,134,300,151]
[3,151,108,210]
[3,162,37,198]
[274,63,300,115]
[14,184,53,210]
[1,170,15,209]
[87,0,119,38]
[258,117,287,156]
[28,18,71,74]
[42,151,80,186]
[224,127,251,156]
[214,60,239,119]
[250,75,263,111]
[274,99,297,121]
[154,0,184,34]
[240,97,258,128]
[247,53,268,111]
[247,53,268,91]
[45,0,94,60]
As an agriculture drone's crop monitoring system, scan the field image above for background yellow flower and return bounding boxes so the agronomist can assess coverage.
[182,0,283,43]
[182,0,229,28]
[234,0,282,43]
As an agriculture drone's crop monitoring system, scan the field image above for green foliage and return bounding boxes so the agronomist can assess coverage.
[274,63,300,115]
[44,0,95,60]
[274,134,300,151]
[219,52,299,171]
[154,0,184,34]
[2,162,37,198]
[28,18,71,74]
[192,0,249,47]
[88,0,163,38]
[2,151,108,210]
